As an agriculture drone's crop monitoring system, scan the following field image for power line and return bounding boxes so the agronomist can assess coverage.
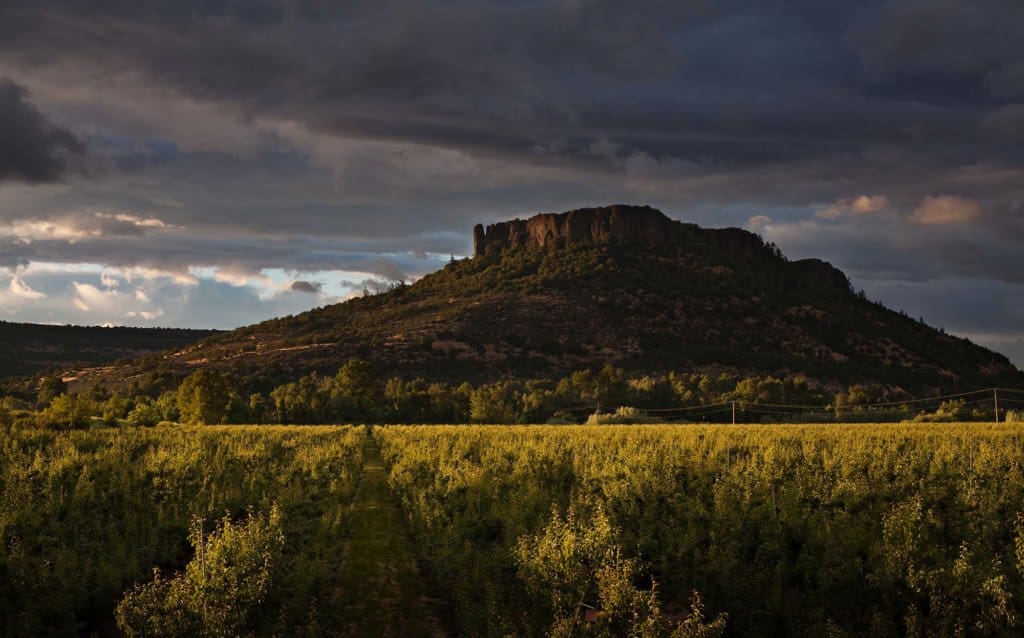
[567,386,1024,422]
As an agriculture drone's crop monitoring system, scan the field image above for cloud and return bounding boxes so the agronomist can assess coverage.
[100,272,119,288]
[8,274,45,299]
[94,212,171,230]
[213,265,269,288]
[816,195,890,220]
[912,195,981,225]
[747,215,771,230]
[366,257,408,283]
[289,280,322,294]
[126,309,164,320]
[0,212,174,244]
[0,79,85,183]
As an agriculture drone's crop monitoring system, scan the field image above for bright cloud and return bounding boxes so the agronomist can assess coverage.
[213,265,271,288]
[100,272,120,288]
[912,195,982,225]
[816,195,890,220]
[94,212,172,229]
[126,309,164,320]
[0,212,174,244]
[8,274,46,299]
[747,215,771,230]
[0,219,100,242]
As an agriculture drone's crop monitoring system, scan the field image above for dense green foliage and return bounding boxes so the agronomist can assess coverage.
[177,370,233,425]
[377,424,1024,637]
[117,508,287,637]
[0,426,365,636]
[7,359,1013,429]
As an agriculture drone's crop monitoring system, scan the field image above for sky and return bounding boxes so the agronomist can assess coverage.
[0,0,1022,367]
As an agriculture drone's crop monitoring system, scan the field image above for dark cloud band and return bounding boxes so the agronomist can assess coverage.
[0,80,85,183]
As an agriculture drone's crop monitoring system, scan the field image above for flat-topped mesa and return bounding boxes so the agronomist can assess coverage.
[472,204,853,292]
[473,205,687,257]
[472,204,772,259]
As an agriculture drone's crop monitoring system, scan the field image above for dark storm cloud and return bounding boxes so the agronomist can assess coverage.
[289,280,321,294]
[2,0,1020,173]
[0,80,85,182]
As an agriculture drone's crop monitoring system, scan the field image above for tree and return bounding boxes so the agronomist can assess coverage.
[176,370,231,425]
[331,359,382,421]
[155,391,180,422]
[102,394,133,425]
[248,393,272,424]
[37,375,66,408]
[36,393,95,430]
[470,381,523,423]
[127,399,162,427]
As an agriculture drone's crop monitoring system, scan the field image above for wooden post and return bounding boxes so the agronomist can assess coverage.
[200,520,207,625]
[732,401,736,425]
[994,389,999,424]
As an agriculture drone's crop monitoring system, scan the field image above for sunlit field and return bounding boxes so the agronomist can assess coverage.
[4,423,1024,636]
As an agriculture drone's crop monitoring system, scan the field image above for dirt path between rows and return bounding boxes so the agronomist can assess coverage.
[336,433,454,637]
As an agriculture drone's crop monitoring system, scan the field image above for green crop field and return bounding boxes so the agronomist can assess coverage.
[4,423,1024,636]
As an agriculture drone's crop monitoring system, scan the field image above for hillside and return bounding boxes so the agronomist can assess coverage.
[63,205,1022,394]
[0,322,218,380]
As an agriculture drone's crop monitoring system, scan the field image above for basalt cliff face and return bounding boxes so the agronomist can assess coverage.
[472,205,686,255]
[474,205,851,292]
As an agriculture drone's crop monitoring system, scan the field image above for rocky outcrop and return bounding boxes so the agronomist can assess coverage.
[472,204,778,262]
[473,205,689,256]
[472,204,852,292]
[792,258,852,292]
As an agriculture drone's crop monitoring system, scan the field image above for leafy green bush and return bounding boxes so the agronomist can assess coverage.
[585,406,657,424]
[34,393,95,430]
[516,504,725,637]
[117,507,286,637]
[127,398,162,426]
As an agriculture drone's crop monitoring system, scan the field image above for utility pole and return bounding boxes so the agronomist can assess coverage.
[994,389,1000,424]
[731,401,736,425]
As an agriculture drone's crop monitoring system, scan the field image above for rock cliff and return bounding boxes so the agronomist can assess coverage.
[472,205,684,256]
[473,204,850,292]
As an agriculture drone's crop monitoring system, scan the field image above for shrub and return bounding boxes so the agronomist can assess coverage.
[35,394,96,430]
[117,507,285,637]
[913,399,972,423]
[516,504,725,637]
[585,406,658,425]
[127,399,162,427]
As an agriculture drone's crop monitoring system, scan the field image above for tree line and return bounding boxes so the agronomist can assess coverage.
[0,359,1007,429]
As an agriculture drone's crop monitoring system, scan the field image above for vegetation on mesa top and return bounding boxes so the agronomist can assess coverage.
[51,205,1024,394]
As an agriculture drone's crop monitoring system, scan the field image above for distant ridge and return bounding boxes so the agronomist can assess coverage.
[55,205,1023,394]
[0,321,219,381]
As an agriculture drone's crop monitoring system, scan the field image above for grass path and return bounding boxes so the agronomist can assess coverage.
[336,431,451,637]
